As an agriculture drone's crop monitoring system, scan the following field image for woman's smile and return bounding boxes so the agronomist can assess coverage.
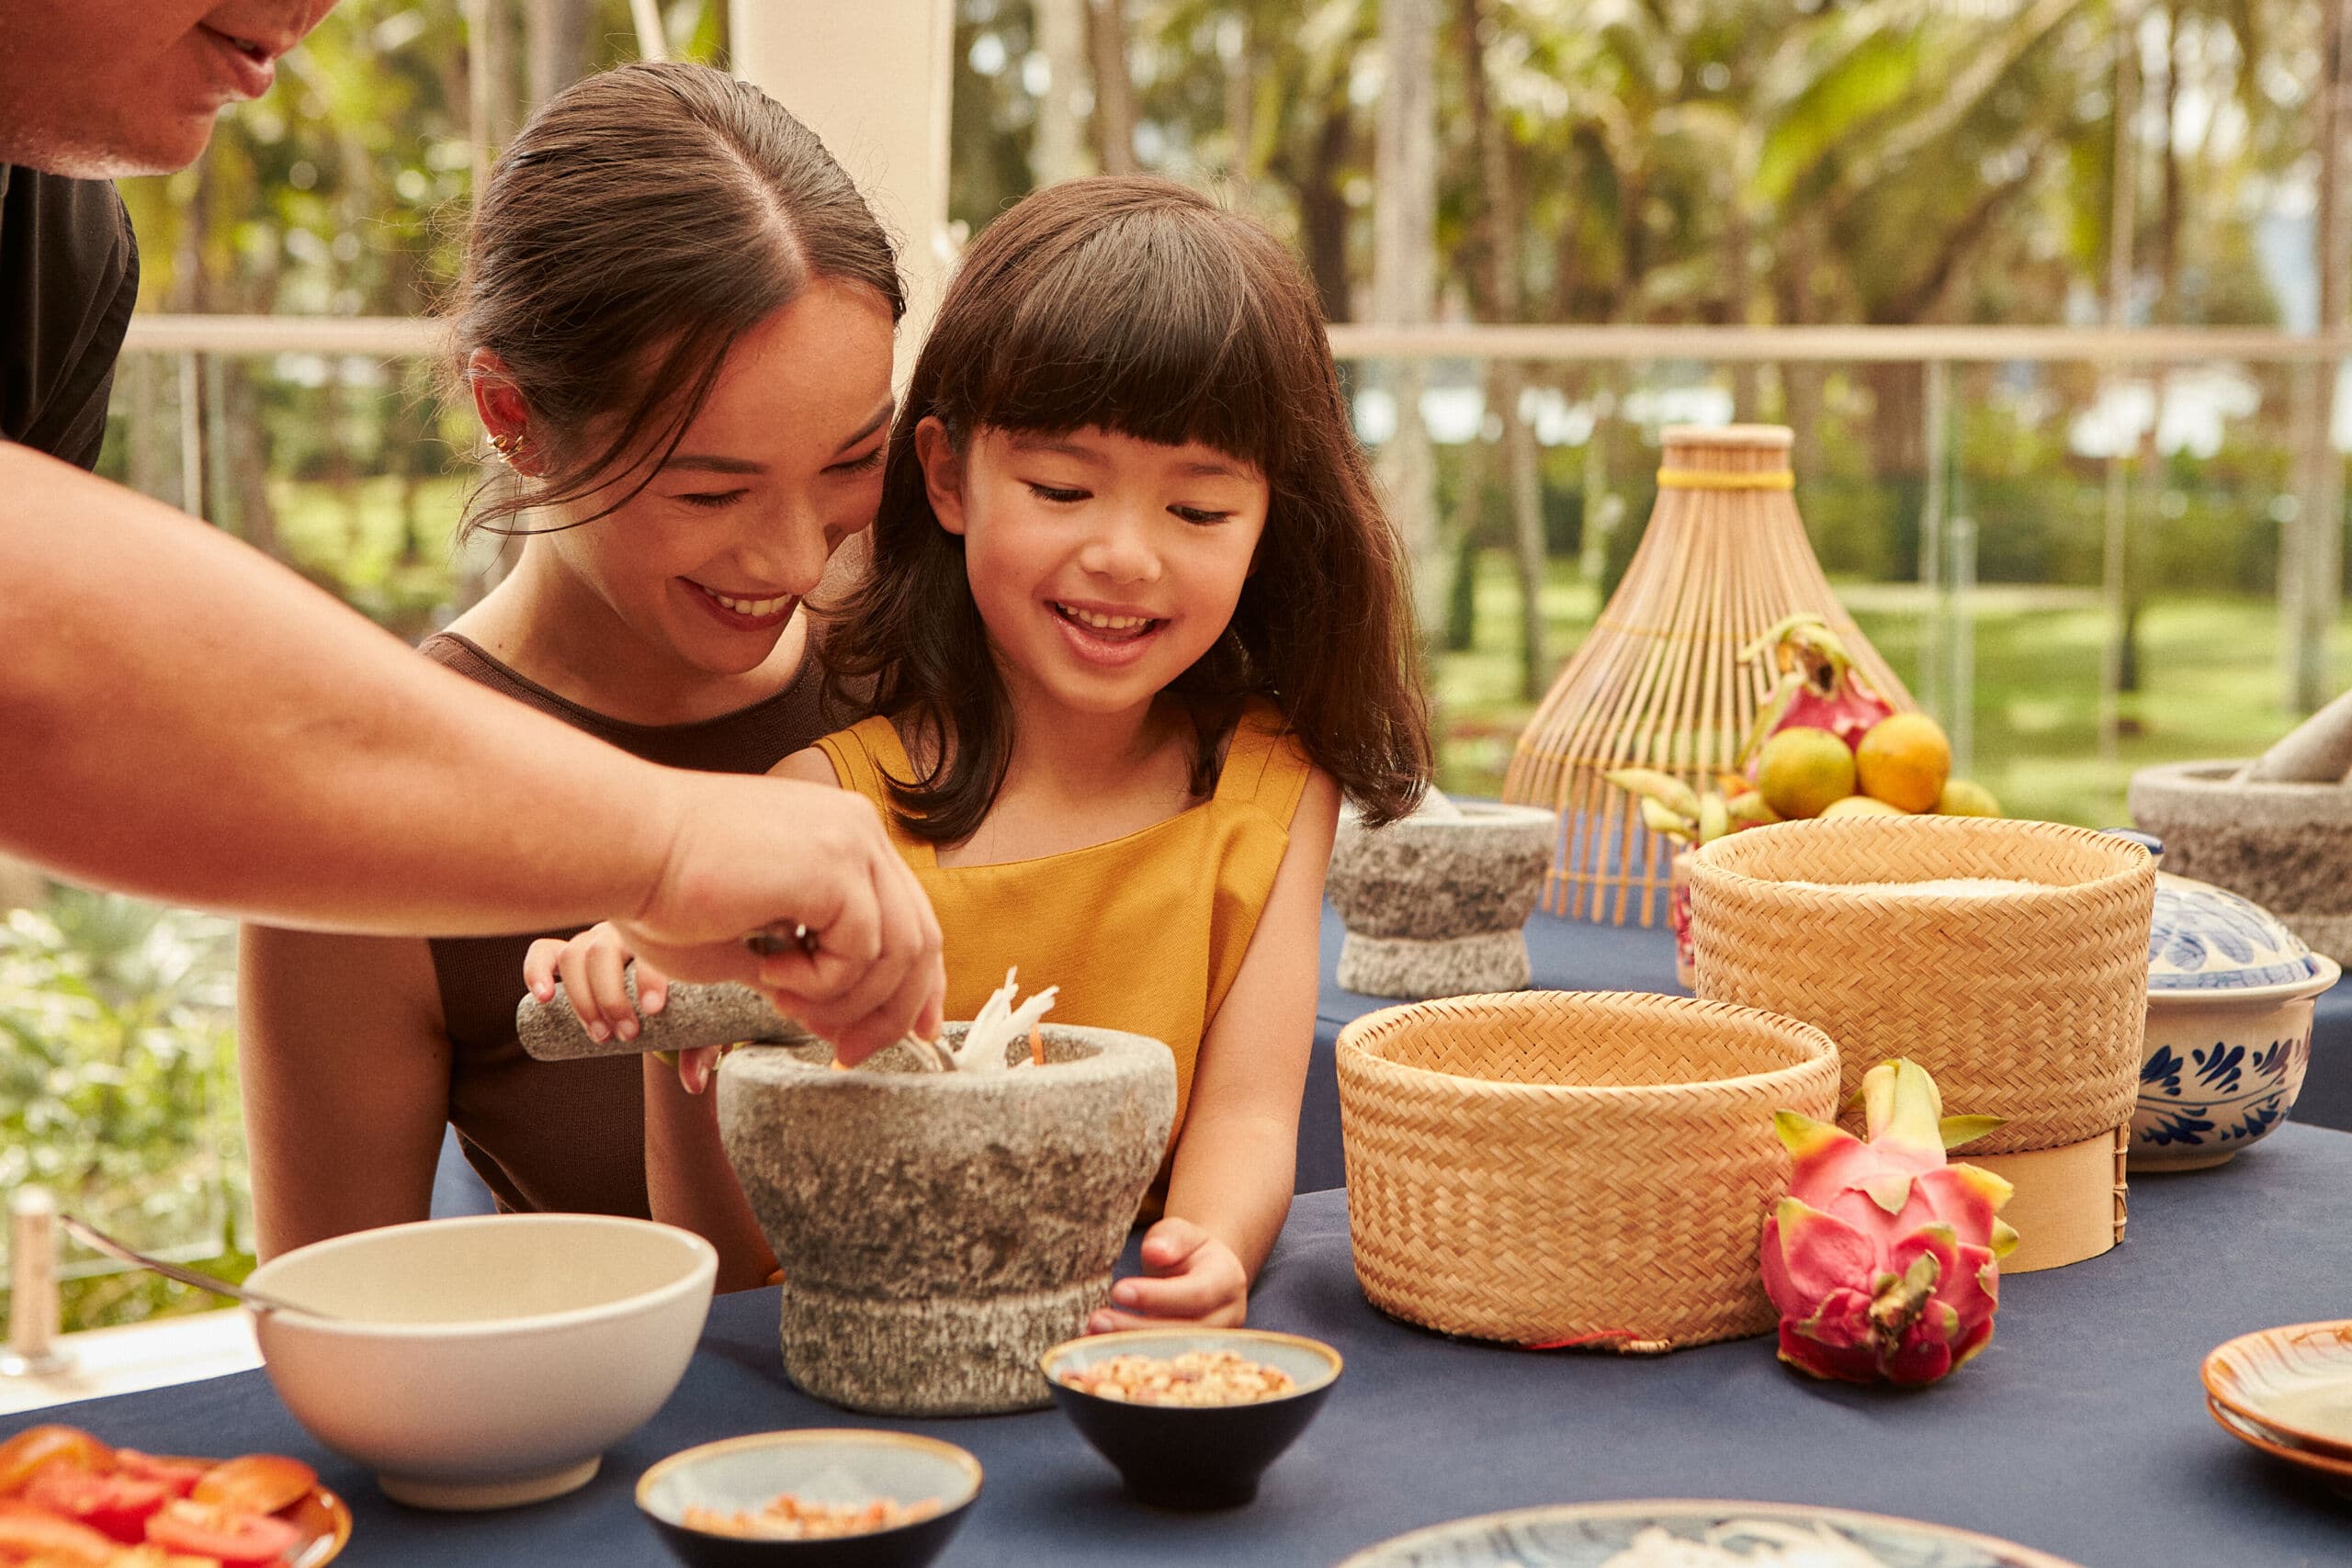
[684,579,798,631]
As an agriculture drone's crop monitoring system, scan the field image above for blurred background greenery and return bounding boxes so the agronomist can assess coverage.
[6,0,2347,1331]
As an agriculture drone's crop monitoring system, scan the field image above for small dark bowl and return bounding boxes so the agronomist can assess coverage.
[636,1430,980,1568]
[1040,1328,1342,1509]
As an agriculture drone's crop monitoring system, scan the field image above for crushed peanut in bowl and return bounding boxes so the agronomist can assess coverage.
[1057,1349,1300,1407]
[680,1493,943,1540]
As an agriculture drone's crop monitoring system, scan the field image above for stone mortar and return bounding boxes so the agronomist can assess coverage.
[1324,795,1556,999]
[2129,759,2352,963]
[717,1024,1176,1416]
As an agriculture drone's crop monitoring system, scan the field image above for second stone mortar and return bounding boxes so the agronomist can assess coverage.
[1325,796,1557,999]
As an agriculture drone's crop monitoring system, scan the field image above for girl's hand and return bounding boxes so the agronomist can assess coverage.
[1086,1218,1248,1332]
[524,922,669,1044]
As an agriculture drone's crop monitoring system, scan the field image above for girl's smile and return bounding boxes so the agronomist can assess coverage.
[922,422,1267,721]
[1046,596,1166,667]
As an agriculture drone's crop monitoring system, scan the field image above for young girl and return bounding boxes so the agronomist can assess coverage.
[238,62,926,1279]
[535,175,1430,1326]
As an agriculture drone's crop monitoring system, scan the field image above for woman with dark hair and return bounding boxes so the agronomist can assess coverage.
[237,62,914,1286]
[541,175,1434,1325]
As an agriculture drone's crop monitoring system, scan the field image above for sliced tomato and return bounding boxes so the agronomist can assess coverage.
[143,1499,300,1567]
[23,1465,170,1544]
[0,1425,114,1497]
[0,1495,120,1564]
[188,1455,313,1518]
[113,1451,211,1501]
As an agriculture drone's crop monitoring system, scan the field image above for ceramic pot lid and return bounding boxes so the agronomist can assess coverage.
[2148,872,2325,991]
[2104,829,2324,991]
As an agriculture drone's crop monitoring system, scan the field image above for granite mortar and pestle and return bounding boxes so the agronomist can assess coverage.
[2131,685,2352,963]
[518,977,1176,1416]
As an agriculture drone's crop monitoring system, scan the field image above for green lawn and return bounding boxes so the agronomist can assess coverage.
[1438,554,2352,829]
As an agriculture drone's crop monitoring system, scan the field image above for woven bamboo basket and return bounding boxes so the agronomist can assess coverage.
[1502,424,1912,928]
[1336,990,1840,1349]
[1687,817,2156,1272]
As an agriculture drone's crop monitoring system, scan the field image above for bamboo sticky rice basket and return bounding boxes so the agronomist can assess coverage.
[1503,424,1912,927]
[1337,990,1840,1349]
[1687,817,2156,1271]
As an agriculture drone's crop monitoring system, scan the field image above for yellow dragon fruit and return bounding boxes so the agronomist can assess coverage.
[1759,1059,2018,1385]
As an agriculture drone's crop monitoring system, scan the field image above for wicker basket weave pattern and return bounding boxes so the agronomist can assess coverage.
[1687,818,2155,1156]
[1336,992,1840,1349]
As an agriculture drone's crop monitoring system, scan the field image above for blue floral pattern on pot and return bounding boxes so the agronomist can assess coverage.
[2148,875,2325,991]
[2132,1021,2312,1166]
[2120,850,2338,1170]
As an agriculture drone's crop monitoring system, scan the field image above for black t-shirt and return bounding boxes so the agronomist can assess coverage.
[0,164,140,470]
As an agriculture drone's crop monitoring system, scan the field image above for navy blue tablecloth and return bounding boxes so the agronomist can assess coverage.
[1302,903,2352,1195]
[23,1123,2352,1566]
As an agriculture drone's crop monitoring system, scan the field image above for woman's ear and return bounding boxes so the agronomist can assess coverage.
[914,415,969,536]
[468,348,541,474]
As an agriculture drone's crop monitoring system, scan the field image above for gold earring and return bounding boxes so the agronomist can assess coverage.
[491,431,523,464]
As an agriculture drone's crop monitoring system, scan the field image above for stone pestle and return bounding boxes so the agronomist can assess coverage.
[2237,685,2352,784]
[515,967,811,1061]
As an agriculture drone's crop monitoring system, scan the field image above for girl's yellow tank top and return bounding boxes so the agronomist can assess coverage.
[814,699,1314,1207]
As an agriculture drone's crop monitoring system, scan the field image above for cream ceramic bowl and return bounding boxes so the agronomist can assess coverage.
[244,1213,717,1510]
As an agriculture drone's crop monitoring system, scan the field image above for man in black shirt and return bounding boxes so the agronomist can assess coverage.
[0,2,945,1056]
[0,167,138,468]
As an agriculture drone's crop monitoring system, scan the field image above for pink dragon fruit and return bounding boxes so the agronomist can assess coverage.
[1759,1058,2018,1385]
[1737,614,1896,767]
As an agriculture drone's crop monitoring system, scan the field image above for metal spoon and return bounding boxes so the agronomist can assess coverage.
[59,1215,338,1320]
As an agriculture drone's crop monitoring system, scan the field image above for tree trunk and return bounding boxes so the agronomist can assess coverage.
[1452,0,1545,697]
[1085,0,1138,175]
[524,0,595,114]
[1287,105,1354,321]
[1033,0,1091,185]
[465,0,518,211]
[1373,0,1442,642]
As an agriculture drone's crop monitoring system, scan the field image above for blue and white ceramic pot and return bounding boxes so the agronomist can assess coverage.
[2134,868,2341,1171]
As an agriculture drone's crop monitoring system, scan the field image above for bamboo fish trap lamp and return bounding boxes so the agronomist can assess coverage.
[1502,425,1915,927]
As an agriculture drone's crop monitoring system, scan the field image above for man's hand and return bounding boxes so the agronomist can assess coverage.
[1087,1218,1249,1333]
[615,773,944,1064]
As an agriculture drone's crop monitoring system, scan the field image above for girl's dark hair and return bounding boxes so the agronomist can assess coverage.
[447,61,903,537]
[825,175,1431,840]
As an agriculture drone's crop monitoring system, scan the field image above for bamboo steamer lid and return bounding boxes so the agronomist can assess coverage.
[1504,424,1913,928]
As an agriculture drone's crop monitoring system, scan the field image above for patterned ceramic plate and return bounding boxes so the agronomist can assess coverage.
[2201,1321,2352,1457]
[2206,1396,2352,1490]
[1335,1500,2085,1567]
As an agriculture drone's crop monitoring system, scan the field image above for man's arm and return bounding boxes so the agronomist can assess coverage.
[0,445,944,1055]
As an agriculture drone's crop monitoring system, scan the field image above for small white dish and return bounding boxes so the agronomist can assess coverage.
[244,1213,716,1509]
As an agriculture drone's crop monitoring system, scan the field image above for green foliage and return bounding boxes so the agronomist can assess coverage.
[0,890,250,1335]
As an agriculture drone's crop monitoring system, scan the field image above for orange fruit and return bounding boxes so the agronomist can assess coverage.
[1937,778,2001,818]
[1855,713,1951,813]
[1756,727,1857,820]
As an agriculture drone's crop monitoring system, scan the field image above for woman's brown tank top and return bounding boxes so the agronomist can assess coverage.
[418,632,844,1218]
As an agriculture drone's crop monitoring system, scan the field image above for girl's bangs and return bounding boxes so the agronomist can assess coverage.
[956,216,1294,473]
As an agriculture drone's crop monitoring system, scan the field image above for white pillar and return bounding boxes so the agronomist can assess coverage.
[729,0,958,384]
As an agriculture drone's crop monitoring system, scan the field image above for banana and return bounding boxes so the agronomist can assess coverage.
[1698,792,1732,844]
[1640,795,1696,842]
[1604,767,1702,820]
